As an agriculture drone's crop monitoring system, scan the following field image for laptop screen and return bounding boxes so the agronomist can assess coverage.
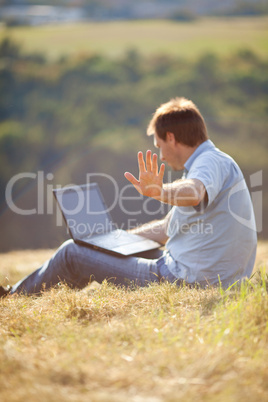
[53,183,113,239]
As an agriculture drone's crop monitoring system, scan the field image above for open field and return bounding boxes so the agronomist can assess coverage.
[1,16,268,60]
[0,242,268,401]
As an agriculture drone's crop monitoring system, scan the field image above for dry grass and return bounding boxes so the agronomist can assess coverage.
[0,242,268,401]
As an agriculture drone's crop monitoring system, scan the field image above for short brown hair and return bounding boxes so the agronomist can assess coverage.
[147,97,208,147]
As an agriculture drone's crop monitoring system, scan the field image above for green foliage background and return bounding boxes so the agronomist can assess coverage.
[0,25,267,250]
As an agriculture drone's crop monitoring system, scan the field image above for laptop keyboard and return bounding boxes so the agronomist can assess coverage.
[83,229,142,248]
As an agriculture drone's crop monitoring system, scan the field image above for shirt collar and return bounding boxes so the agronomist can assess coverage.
[184,139,215,174]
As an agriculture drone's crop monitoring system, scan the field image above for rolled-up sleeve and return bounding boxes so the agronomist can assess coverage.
[186,153,229,206]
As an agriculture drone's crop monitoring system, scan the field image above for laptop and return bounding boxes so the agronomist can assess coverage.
[53,183,160,257]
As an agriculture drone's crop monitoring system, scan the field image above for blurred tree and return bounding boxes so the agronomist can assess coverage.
[0,37,267,249]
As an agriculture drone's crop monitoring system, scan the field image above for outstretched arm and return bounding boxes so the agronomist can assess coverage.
[125,150,207,207]
[128,211,173,245]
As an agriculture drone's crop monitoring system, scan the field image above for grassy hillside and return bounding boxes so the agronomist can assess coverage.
[1,17,267,60]
[0,243,267,401]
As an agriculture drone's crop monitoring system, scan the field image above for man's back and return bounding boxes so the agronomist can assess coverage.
[166,140,257,287]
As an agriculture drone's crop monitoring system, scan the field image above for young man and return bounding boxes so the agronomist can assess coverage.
[0,97,257,297]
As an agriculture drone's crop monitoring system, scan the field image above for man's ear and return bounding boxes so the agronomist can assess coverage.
[166,131,176,144]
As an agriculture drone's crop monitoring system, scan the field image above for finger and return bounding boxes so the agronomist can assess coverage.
[138,152,146,173]
[158,163,165,180]
[152,153,158,175]
[146,150,152,172]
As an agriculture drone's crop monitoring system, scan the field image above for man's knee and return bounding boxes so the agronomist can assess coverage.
[54,239,79,265]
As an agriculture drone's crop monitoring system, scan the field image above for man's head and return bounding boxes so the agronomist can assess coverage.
[147,97,209,170]
[147,97,208,146]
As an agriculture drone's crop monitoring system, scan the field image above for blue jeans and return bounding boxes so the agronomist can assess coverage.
[11,240,179,295]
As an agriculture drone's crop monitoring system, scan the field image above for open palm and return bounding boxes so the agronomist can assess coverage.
[125,150,165,199]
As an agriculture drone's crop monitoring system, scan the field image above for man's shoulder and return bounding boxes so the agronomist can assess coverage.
[187,145,244,200]
[191,146,239,172]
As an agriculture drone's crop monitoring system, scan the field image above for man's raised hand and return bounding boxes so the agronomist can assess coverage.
[124,150,165,199]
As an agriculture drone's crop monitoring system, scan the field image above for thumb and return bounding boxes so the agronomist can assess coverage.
[124,172,142,194]
[124,172,139,186]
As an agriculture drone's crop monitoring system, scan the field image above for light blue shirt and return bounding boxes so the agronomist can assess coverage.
[166,140,257,288]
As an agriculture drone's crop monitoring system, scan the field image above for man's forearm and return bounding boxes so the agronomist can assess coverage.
[158,179,206,207]
[129,219,169,245]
